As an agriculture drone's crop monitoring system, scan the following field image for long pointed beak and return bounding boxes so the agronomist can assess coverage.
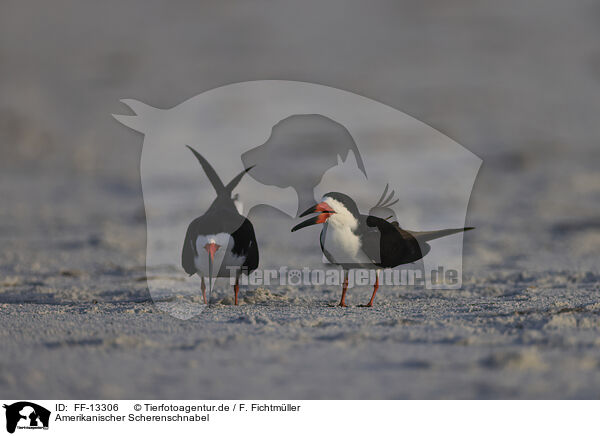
[204,242,221,294]
[208,255,213,294]
[299,202,334,217]
[292,202,335,232]
[291,215,321,232]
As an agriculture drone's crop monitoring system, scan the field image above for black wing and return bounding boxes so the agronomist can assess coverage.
[361,215,426,267]
[408,227,474,242]
[181,222,199,275]
[232,218,259,272]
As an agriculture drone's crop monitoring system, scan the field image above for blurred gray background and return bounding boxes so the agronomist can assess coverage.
[1,1,599,399]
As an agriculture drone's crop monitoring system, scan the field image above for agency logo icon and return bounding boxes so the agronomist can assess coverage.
[3,402,50,434]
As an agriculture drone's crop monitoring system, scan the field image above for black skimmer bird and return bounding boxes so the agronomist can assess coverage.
[181,146,259,305]
[291,190,473,307]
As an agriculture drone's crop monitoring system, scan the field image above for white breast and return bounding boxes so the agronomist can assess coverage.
[321,222,370,265]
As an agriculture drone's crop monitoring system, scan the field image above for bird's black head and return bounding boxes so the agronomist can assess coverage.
[291,191,361,232]
[321,192,361,217]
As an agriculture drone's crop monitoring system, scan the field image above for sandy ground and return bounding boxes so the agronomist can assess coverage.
[1,1,600,399]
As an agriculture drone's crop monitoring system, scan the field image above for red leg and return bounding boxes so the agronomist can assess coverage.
[365,271,379,307]
[339,270,349,307]
[234,275,239,306]
[201,276,207,304]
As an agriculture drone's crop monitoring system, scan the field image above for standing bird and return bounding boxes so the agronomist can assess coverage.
[182,146,259,305]
[291,191,473,307]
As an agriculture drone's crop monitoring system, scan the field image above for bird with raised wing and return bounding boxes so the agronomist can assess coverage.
[291,189,473,307]
[182,146,259,305]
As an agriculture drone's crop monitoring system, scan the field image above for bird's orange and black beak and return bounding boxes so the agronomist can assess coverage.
[291,202,335,232]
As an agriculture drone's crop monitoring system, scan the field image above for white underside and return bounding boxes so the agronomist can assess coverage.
[321,222,372,266]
